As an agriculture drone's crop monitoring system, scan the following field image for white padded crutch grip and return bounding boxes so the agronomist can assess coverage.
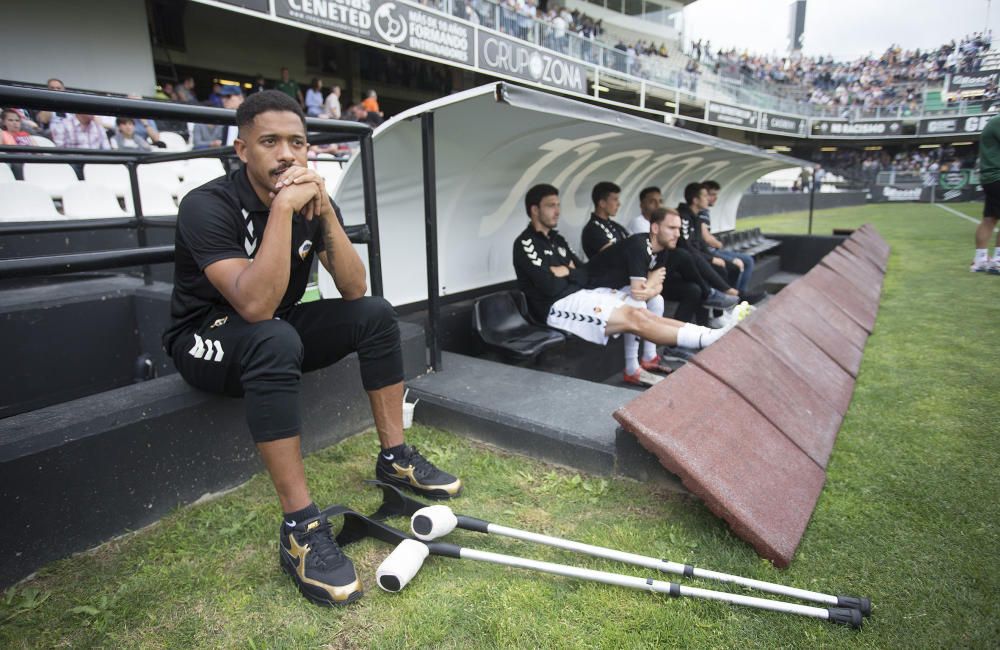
[376,539,430,592]
[410,505,458,541]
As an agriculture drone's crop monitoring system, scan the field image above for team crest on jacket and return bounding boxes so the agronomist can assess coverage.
[557,246,566,257]
[298,240,313,260]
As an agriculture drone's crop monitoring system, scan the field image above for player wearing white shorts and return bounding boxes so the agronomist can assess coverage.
[513,184,731,368]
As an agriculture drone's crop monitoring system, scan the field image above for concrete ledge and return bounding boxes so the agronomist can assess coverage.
[407,352,683,488]
[0,321,425,588]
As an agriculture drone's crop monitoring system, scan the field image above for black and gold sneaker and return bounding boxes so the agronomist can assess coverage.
[375,444,462,500]
[279,513,363,607]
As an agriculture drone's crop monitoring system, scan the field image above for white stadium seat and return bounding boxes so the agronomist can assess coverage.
[61,182,127,218]
[30,135,55,147]
[183,157,226,185]
[0,182,62,221]
[312,160,344,192]
[138,163,182,197]
[83,164,131,198]
[176,177,211,204]
[0,163,14,183]
[22,163,79,199]
[125,181,178,216]
[158,131,189,151]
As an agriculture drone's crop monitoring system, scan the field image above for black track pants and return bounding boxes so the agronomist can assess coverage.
[170,297,403,442]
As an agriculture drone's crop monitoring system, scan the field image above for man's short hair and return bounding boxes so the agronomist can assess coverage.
[649,207,678,226]
[684,182,705,205]
[701,180,721,192]
[236,90,306,132]
[525,183,559,217]
[639,186,661,202]
[591,181,621,206]
[115,116,134,126]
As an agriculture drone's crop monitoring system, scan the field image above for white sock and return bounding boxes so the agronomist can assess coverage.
[624,334,640,375]
[677,324,725,349]
[642,296,664,361]
[975,248,988,264]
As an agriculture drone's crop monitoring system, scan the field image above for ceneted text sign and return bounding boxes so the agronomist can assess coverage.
[277,0,472,64]
[917,114,996,136]
[477,31,588,94]
[705,101,758,129]
[758,112,805,136]
[811,119,903,138]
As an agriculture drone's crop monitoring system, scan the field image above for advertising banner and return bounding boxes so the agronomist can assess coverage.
[477,31,588,94]
[917,114,996,136]
[758,112,805,136]
[276,0,472,65]
[705,101,758,129]
[812,119,903,138]
[218,0,270,12]
[946,71,1000,93]
[870,171,983,202]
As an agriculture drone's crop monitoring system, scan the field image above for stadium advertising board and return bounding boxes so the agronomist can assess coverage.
[811,119,903,138]
[277,0,472,65]
[946,70,1000,93]
[705,101,758,129]
[477,32,588,94]
[218,0,270,11]
[917,114,996,136]
[871,170,983,203]
[758,112,805,136]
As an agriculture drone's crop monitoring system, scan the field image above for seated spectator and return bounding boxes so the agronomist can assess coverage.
[51,113,110,150]
[699,180,754,296]
[305,78,325,117]
[250,73,268,95]
[581,181,629,260]
[36,78,68,133]
[208,83,225,108]
[1,108,36,146]
[192,86,244,149]
[513,184,733,369]
[112,117,151,151]
[321,85,342,119]
[177,77,199,104]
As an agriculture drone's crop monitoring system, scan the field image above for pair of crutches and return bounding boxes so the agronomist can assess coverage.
[358,482,870,628]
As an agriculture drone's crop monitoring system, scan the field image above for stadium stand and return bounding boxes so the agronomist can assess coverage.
[83,163,131,198]
[0,182,61,221]
[22,162,78,199]
[61,182,127,218]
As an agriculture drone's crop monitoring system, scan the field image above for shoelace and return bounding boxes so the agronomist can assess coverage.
[299,519,345,569]
[402,447,436,480]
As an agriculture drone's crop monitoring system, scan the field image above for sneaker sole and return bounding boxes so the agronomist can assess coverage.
[279,551,364,607]
[374,470,462,501]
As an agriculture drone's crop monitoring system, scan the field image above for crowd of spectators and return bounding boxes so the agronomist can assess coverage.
[813,144,975,184]
[690,33,994,115]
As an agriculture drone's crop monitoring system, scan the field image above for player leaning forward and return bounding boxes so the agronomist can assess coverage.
[513,183,732,356]
[163,91,462,607]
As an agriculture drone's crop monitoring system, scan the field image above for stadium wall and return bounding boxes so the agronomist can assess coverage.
[736,191,867,219]
[0,0,156,95]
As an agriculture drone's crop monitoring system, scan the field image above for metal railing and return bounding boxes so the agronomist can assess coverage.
[0,85,383,294]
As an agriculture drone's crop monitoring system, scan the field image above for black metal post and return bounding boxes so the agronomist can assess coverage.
[421,112,442,372]
[126,161,153,285]
[359,132,384,298]
[807,168,816,235]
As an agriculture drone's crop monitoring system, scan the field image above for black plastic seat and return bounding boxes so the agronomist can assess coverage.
[473,291,566,360]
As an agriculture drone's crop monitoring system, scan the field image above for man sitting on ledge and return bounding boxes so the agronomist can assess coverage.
[162,90,462,608]
[513,183,732,362]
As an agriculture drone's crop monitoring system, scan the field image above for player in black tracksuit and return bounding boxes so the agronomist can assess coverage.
[163,91,460,608]
[677,182,741,292]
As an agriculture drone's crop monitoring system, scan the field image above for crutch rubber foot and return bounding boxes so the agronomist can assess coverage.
[826,607,863,628]
[836,595,872,617]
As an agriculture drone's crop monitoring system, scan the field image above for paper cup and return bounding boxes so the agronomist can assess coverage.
[402,401,415,429]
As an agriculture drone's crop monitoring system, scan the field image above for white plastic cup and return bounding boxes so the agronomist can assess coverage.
[402,401,415,429]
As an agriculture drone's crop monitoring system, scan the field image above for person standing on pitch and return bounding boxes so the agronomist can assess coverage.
[163,90,462,608]
[972,114,1000,273]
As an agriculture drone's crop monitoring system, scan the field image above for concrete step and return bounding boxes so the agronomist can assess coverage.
[407,352,684,490]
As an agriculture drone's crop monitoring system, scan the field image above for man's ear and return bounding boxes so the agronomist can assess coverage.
[233,137,247,163]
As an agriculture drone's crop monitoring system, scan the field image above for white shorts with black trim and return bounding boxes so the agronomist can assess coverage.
[546,287,643,345]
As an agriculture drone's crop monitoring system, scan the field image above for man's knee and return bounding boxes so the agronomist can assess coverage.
[243,318,303,372]
[356,296,398,328]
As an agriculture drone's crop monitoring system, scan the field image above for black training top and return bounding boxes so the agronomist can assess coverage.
[586,233,664,290]
[513,224,588,323]
[677,202,707,253]
[162,165,343,353]
[581,213,631,260]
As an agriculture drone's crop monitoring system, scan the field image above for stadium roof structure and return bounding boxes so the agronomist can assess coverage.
[328,81,811,306]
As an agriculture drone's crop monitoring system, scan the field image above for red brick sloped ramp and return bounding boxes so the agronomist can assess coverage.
[614,225,888,567]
